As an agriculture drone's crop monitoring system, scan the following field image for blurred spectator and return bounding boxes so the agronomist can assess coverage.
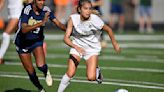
[71,0,79,13]
[124,0,136,23]
[0,0,4,10]
[0,0,23,64]
[109,0,125,33]
[91,0,103,15]
[0,0,5,30]
[139,0,154,33]
[54,0,70,24]
[0,18,4,29]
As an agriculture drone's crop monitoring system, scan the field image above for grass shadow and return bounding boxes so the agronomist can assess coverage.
[5,88,36,92]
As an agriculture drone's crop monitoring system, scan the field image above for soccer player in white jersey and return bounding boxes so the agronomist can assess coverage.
[57,0,121,92]
[0,0,23,64]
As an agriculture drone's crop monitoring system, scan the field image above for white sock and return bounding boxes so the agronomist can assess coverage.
[57,74,71,92]
[0,32,10,59]
[96,67,99,80]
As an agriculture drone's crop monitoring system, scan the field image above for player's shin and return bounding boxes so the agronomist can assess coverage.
[28,71,43,90]
[57,74,71,92]
[38,64,48,77]
[0,32,10,59]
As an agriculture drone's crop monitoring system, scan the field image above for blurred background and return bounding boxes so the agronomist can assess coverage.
[0,0,164,92]
[0,0,164,31]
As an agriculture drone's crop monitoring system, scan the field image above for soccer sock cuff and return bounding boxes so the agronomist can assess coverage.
[28,71,43,90]
[0,32,10,58]
[61,74,71,85]
[38,64,48,77]
[57,74,71,92]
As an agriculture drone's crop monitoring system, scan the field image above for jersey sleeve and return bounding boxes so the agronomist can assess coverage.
[43,6,56,21]
[92,14,104,30]
[21,5,32,23]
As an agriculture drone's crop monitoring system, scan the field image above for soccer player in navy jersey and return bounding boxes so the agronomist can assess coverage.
[14,0,66,91]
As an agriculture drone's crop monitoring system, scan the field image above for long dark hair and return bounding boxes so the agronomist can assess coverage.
[77,0,92,14]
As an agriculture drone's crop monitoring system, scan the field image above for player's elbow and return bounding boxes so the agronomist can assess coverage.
[21,24,29,33]
[64,36,68,44]
[21,28,28,33]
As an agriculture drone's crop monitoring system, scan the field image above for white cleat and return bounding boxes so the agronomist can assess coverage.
[45,70,53,86]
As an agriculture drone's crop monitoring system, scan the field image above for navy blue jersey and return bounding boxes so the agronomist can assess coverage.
[15,3,55,48]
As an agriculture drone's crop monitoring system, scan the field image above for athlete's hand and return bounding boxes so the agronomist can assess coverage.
[113,42,121,53]
[43,12,50,24]
[74,45,86,55]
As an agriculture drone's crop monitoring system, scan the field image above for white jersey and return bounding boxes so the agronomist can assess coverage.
[70,14,104,53]
[8,0,23,19]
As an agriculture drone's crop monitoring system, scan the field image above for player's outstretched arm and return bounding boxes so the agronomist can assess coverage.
[103,24,121,53]
[52,18,66,31]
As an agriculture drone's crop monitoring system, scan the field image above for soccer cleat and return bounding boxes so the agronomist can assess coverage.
[96,67,103,84]
[39,88,46,92]
[45,70,53,86]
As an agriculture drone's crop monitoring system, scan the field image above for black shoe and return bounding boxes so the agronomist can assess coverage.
[96,67,103,84]
[39,88,46,92]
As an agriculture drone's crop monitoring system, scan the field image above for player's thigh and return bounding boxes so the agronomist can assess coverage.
[86,55,98,79]
[19,53,34,73]
[66,54,81,77]
[33,46,45,67]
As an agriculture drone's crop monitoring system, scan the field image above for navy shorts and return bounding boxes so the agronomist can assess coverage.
[110,4,123,14]
[139,6,152,17]
[16,41,43,54]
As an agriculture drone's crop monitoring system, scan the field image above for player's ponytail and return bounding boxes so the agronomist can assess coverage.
[91,9,100,16]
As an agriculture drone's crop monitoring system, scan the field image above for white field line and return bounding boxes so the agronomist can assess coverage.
[0,74,164,90]
[6,49,164,57]
[1,34,164,41]
[4,35,164,49]
[4,62,164,73]
[103,50,164,55]
[45,34,164,41]
[5,54,164,64]
[1,71,164,87]
[44,43,164,49]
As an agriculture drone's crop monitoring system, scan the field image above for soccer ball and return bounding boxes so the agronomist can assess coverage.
[115,89,128,92]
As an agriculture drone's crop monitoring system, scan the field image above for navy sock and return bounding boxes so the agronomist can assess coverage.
[28,71,43,90]
[38,64,48,77]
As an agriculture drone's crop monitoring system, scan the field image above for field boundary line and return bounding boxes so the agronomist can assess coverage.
[4,62,164,73]
[0,74,164,90]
